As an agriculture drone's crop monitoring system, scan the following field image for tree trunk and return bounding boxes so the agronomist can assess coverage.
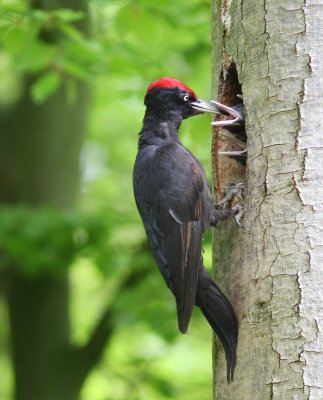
[1,81,90,400]
[0,0,99,398]
[211,1,323,399]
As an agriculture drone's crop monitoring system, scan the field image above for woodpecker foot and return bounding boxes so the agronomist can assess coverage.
[216,183,244,227]
[217,183,244,209]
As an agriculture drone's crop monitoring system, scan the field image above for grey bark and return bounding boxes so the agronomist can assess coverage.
[211,1,323,399]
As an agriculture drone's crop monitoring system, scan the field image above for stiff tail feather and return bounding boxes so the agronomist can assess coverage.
[195,267,238,382]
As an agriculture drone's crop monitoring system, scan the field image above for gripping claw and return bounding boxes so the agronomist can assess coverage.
[216,183,244,227]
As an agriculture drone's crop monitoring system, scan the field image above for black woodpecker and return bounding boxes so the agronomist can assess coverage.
[133,77,239,381]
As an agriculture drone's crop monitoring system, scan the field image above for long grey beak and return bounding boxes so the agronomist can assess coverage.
[210,101,242,126]
[191,98,223,114]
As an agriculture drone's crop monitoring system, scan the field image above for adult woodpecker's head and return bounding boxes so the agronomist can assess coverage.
[144,77,220,120]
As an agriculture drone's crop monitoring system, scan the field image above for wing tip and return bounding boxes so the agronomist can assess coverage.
[177,308,192,335]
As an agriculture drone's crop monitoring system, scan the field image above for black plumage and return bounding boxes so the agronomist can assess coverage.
[133,78,238,381]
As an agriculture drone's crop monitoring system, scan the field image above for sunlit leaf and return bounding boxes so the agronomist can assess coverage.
[52,8,85,22]
[30,71,61,103]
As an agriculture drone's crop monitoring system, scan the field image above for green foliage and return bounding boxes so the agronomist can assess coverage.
[30,71,61,103]
[0,2,98,102]
[1,0,212,102]
[0,0,214,399]
[0,205,105,275]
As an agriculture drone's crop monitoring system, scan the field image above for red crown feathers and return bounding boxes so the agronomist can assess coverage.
[147,77,197,100]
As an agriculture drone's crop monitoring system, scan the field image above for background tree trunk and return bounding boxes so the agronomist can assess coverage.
[211,1,323,399]
[2,78,90,400]
[0,0,96,398]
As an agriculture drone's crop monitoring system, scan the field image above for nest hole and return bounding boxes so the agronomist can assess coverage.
[212,62,246,200]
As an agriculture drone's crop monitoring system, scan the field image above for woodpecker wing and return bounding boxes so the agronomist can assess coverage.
[133,142,212,333]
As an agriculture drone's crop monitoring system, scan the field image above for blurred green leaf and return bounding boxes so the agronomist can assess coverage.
[30,71,61,103]
[0,206,106,275]
[51,8,85,22]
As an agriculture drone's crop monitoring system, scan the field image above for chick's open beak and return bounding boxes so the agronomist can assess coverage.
[210,101,243,126]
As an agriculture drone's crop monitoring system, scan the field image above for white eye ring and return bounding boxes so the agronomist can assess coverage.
[183,94,190,102]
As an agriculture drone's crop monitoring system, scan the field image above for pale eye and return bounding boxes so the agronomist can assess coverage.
[183,94,190,102]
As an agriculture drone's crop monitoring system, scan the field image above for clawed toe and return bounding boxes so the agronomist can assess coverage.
[216,183,244,227]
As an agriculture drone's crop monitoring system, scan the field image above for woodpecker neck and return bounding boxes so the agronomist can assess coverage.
[138,110,182,149]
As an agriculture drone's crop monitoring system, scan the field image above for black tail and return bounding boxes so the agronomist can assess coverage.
[195,267,238,382]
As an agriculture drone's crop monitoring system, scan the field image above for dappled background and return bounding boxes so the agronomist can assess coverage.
[0,1,215,399]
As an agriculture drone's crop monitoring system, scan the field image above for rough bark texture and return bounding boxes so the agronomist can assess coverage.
[211,1,323,399]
